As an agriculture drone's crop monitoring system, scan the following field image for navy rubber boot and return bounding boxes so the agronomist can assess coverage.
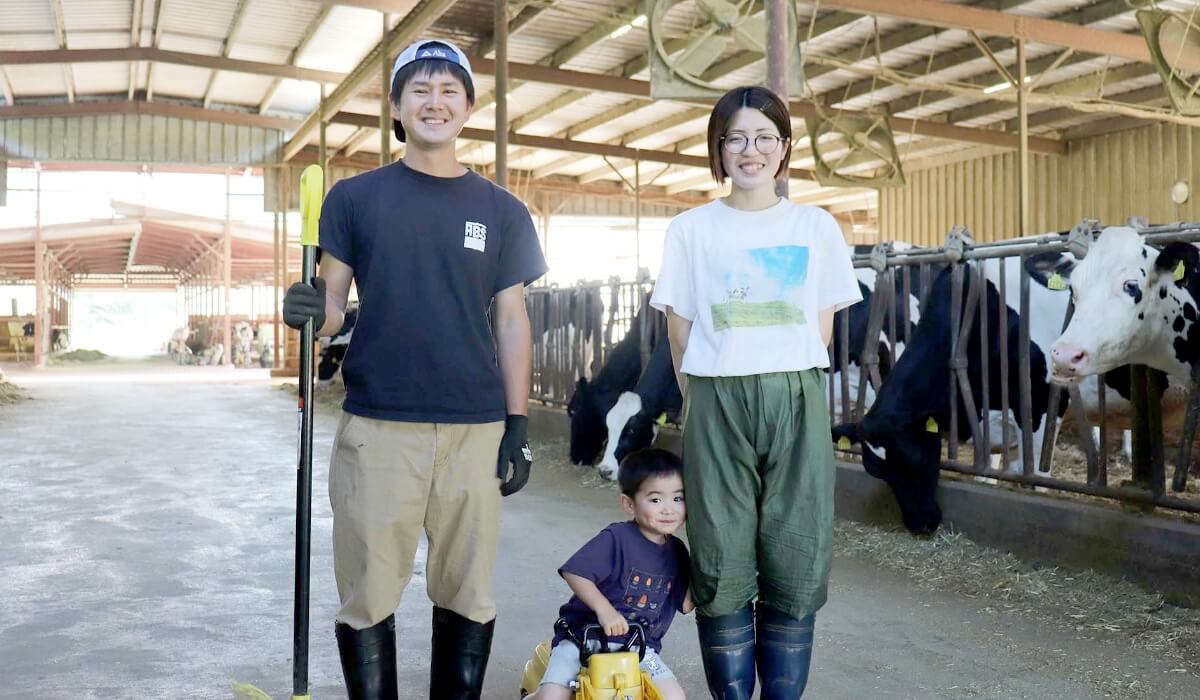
[696,604,757,699]
[755,603,815,699]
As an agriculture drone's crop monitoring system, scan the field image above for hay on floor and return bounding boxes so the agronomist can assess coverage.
[834,520,1200,676]
[0,378,29,405]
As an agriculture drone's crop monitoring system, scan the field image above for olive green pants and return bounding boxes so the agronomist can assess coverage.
[683,370,835,621]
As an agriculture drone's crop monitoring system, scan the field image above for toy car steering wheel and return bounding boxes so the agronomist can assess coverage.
[574,621,649,665]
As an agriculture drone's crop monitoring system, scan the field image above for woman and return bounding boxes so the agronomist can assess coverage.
[649,86,861,698]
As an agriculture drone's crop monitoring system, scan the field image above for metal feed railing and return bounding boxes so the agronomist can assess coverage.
[526,278,655,406]
[829,220,1200,516]
[526,222,1200,516]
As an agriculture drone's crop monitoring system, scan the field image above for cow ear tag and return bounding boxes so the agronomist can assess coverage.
[1174,260,1186,282]
[1047,272,1067,291]
[656,412,668,426]
[925,417,939,433]
[837,436,852,450]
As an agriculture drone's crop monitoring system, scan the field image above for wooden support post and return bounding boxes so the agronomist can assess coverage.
[273,196,281,370]
[380,11,391,166]
[494,0,508,189]
[34,166,45,367]
[634,155,641,279]
[766,0,789,198]
[1016,39,1030,238]
[223,169,233,367]
[319,85,328,193]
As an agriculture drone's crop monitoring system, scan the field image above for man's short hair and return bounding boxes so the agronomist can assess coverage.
[389,40,476,142]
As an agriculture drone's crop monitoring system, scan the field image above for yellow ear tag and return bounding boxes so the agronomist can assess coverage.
[837,436,852,450]
[1174,260,1186,282]
[656,412,668,426]
[925,416,939,433]
[1047,272,1067,291]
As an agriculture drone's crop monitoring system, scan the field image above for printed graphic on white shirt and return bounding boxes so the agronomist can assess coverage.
[464,221,487,252]
[712,245,809,331]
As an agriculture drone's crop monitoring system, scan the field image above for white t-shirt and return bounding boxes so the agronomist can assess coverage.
[650,198,862,378]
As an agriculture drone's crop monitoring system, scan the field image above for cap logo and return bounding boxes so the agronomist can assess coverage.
[418,47,450,60]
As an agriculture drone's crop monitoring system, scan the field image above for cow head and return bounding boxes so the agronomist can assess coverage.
[833,413,943,535]
[596,392,660,480]
[568,378,608,465]
[1050,227,1200,382]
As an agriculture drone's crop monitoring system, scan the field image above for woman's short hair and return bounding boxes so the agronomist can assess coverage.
[706,85,793,184]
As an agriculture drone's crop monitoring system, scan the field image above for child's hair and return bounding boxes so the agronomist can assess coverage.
[618,447,683,497]
[706,85,792,184]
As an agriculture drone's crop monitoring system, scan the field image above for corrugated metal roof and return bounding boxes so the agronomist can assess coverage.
[0,0,1183,206]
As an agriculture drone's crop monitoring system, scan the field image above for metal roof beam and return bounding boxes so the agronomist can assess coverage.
[0,99,299,130]
[465,57,1067,154]
[202,0,252,108]
[473,0,644,113]
[259,5,334,113]
[280,0,457,162]
[47,0,76,103]
[944,62,1155,125]
[816,0,1200,72]
[825,0,1129,112]
[146,0,167,101]
[0,47,345,84]
[475,2,555,59]
[128,0,145,100]
[331,110,816,179]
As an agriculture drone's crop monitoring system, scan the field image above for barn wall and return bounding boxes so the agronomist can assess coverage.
[0,114,283,167]
[879,123,1200,246]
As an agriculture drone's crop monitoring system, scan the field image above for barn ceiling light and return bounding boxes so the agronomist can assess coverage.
[609,14,647,40]
[982,75,1032,94]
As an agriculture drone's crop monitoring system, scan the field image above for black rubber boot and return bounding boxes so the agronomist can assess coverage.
[696,604,757,699]
[334,615,398,700]
[755,603,815,699]
[429,606,495,699]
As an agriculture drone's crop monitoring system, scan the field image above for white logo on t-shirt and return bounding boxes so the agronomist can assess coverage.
[464,221,487,252]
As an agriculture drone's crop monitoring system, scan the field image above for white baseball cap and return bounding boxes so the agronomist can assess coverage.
[390,39,474,143]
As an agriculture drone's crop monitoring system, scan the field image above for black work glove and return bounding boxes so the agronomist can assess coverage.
[283,277,326,331]
[497,414,532,496]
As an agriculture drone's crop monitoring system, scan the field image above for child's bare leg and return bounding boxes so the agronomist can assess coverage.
[653,678,686,700]
[525,683,573,700]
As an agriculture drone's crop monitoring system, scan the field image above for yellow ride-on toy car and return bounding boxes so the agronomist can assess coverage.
[519,620,664,700]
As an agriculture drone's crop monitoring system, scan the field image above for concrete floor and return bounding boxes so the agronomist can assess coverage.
[1,360,1197,700]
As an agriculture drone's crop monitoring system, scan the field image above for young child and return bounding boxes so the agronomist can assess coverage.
[528,448,692,700]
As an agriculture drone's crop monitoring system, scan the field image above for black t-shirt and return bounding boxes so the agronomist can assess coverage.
[319,160,547,423]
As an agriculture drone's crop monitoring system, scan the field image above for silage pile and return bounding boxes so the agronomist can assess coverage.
[0,375,28,405]
[50,349,108,363]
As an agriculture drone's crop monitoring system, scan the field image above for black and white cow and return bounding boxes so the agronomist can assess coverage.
[590,271,914,479]
[832,246,1155,534]
[538,287,604,381]
[832,256,1068,534]
[1049,226,1200,383]
[596,336,683,479]
[567,302,654,465]
[318,306,358,387]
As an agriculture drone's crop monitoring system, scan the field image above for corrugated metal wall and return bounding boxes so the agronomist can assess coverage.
[880,123,1200,246]
[0,114,283,167]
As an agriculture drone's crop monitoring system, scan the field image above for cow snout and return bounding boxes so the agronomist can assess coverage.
[1050,342,1089,376]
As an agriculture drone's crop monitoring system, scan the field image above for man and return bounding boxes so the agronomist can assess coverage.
[282,39,547,699]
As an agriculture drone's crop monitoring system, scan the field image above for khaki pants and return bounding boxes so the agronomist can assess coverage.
[329,412,504,629]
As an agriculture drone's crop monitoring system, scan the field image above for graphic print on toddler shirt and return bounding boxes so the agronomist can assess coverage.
[711,245,809,331]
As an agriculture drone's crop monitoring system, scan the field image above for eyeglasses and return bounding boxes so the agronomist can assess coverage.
[721,133,787,155]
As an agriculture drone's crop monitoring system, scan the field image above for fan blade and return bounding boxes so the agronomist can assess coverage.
[1159,14,1200,77]
[732,14,767,53]
[695,0,741,24]
[673,32,728,76]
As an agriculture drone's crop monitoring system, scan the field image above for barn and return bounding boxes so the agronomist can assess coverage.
[1,1,1199,697]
